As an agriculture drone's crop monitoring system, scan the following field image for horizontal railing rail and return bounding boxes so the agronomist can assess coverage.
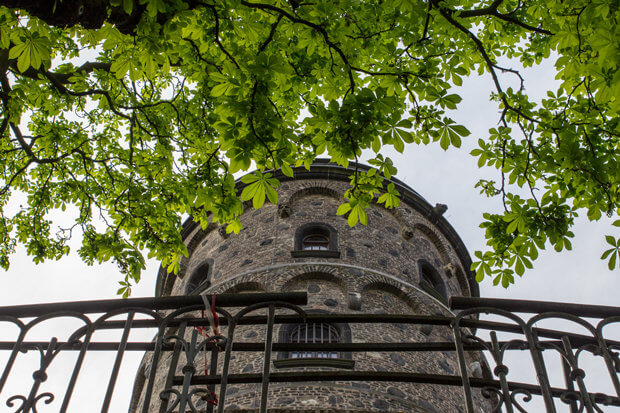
[0,294,618,413]
[450,296,620,318]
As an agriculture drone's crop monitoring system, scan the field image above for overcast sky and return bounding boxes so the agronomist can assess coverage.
[0,53,617,412]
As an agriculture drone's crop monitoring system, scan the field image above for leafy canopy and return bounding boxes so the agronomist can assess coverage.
[0,0,617,295]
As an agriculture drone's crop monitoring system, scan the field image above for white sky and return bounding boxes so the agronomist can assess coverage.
[0,53,618,412]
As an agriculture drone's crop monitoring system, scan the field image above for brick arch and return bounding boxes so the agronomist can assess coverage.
[283,181,414,237]
[285,183,343,207]
[270,264,358,294]
[208,274,268,294]
[360,280,421,313]
[413,223,450,264]
[222,281,266,294]
[281,271,348,297]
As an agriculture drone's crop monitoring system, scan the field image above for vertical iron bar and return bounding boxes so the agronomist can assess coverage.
[452,324,474,413]
[23,337,58,412]
[158,322,187,413]
[596,321,620,398]
[216,321,235,413]
[524,328,557,412]
[490,331,514,413]
[561,354,578,413]
[101,312,135,413]
[259,305,275,413]
[206,339,219,413]
[141,326,166,413]
[0,329,25,395]
[313,323,316,343]
[59,329,94,412]
[561,336,595,413]
[178,329,198,413]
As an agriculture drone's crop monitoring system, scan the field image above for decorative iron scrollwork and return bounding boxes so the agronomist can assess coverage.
[509,389,532,413]
[159,388,181,413]
[6,392,54,413]
[480,386,503,413]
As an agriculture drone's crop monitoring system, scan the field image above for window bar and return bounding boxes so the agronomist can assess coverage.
[101,312,135,412]
[321,323,325,358]
[259,305,276,413]
[313,323,316,358]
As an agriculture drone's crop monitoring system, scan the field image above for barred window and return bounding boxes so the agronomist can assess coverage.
[289,323,339,359]
[292,223,340,258]
[301,234,330,251]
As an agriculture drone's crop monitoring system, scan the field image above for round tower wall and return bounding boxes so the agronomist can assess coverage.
[133,166,490,412]
[172,178,470,300]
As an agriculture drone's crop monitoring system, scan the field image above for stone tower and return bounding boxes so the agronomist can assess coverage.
[131,159,489,412]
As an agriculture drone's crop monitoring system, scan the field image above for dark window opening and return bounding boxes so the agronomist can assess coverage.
[275,314,354,369]
[290,323,339,359]
[302,234,329,251]
[421,271,436,289]
[418,260,448,302]
[292,223,340,258]
[185,261,212,295]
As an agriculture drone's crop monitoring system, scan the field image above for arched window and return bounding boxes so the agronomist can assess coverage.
[289,323,339,359]
[184,261,212,295]
[292,223,340,258]
[417,260,448,302]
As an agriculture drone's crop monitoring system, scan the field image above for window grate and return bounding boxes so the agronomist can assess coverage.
[289,323,339,358]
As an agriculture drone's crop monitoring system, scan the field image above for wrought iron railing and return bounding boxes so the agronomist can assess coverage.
[0,293,618,412]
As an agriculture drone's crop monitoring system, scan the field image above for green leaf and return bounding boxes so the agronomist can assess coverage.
[600,248,614,259]
[252,185,266,209]
[515,257,524,276]
[337,203,351,216]
[347,204,359,227]
[240,182,259,201]
[226,220,243,234]
[609,251,617,270]
[123,0,134,14]
[281,163,294,178]
[265,184,278,204]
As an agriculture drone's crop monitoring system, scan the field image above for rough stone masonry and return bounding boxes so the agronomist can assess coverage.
[130,160,492,412]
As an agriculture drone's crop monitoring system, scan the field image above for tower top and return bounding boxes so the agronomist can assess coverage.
[155,159,479,298]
